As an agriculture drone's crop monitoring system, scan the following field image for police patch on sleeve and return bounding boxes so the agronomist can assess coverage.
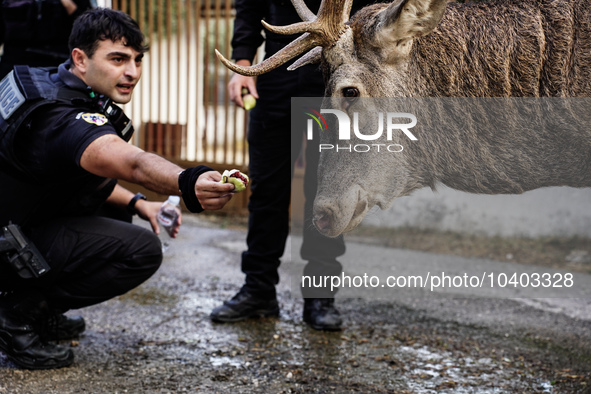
[77,112,108,126]
[0,71,26,120]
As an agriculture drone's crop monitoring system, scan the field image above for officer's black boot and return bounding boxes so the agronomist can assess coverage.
[303,298,343,331]
[39,313,86,342]
[0,293,74,369]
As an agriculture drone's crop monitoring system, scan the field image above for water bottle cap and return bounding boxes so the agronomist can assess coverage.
[168,195,181,205]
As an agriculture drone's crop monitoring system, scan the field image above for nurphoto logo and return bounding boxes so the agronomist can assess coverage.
[304,108,418,153]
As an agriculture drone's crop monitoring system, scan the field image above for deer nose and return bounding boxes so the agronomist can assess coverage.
[313,212,331,232]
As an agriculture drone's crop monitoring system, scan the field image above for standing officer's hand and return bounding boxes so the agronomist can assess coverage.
[60,0,78,15]
[228,60,258,109]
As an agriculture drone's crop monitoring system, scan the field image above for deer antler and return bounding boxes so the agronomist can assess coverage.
[215,0,353,76]
[288,46,323,70]
[292,0,317,22]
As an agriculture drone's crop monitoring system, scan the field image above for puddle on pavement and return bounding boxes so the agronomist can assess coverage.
[118,285,179,306]
[0,290,582,393]
[164,291,560,392]
[209,356,243,368]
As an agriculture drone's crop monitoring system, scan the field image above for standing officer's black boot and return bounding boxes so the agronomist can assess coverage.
[0,293,74,369]
[303,298,343,331]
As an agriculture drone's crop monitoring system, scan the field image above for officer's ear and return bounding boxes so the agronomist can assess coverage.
[71,48,90,74]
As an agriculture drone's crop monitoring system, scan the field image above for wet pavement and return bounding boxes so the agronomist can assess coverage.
[0,214,590,393]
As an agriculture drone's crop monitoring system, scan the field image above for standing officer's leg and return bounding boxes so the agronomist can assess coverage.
[210,67,299,322]
[296,64,346,330]
[210,113,297,322]
[300,116,346,331]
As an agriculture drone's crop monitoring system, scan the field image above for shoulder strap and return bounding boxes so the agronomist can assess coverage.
[0,66,93,131]
[16,65,94,104]
[12,65,134,140]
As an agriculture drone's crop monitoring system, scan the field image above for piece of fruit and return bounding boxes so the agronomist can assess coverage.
[241,87,256,111]
[221,169,249,192]
[243,94,257,110]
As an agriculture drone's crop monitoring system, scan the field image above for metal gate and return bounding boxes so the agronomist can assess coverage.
[111,0,251,212]
[113,0,248,169]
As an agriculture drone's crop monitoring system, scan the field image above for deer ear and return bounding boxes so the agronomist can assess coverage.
[374,0,447,61]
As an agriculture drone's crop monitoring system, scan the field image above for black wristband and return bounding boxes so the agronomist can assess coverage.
[178,165,213,213]
[127,193,146,215]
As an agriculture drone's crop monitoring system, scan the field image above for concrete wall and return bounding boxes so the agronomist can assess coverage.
[360,186,591,238]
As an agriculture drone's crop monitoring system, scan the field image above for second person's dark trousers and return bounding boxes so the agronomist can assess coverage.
[240,61,345,299]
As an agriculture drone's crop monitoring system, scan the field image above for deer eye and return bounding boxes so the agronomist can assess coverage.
[343,87,359,101]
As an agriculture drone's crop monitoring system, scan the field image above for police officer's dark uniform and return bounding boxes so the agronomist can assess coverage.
[0,62,162,369]
[210,0,377,330]
[0,0,94,79]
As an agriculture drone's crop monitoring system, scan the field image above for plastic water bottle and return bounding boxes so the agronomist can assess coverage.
[157,195,181,252]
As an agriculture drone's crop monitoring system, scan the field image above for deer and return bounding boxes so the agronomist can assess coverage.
[216,0,591,237]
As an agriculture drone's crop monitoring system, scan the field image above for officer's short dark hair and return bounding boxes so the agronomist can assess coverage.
[69,8,149,60]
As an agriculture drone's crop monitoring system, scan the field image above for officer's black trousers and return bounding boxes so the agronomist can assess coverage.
[0,216,162,312]
[241,58,345,299]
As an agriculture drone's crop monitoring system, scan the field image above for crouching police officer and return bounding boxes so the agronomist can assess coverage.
[0,8,234,369]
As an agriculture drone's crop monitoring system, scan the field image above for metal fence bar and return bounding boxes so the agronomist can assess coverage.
[176,0,184,159]
[164,0,172,157]
[223,0,231,165]
[212,0,219,163]
[194,0,207,160]
[156,0,164,155]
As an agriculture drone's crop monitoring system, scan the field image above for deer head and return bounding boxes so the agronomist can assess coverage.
[217,0,589,237]
[216,0,446,236]
[216,0,450,236]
